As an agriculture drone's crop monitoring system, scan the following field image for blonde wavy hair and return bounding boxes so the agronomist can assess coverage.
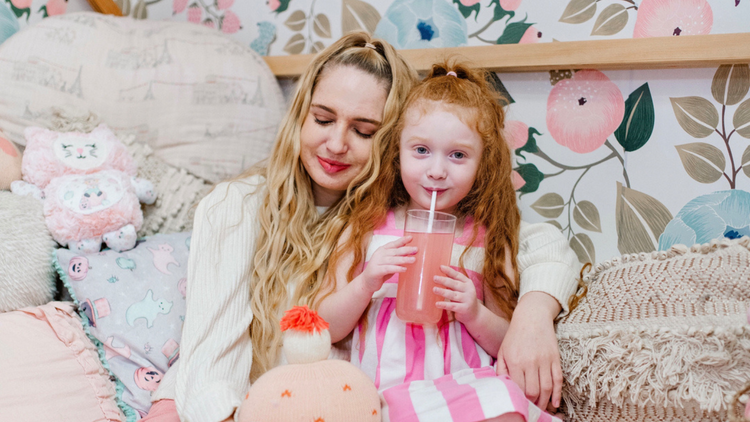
[232,32,416,380]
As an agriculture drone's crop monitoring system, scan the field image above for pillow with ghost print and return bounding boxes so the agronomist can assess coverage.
[55,232,191,420]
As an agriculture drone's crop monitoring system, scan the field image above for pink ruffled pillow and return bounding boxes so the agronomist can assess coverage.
[0,302,123,421]
[21,124,136,189]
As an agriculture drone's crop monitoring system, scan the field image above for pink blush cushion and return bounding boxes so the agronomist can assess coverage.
[0,302,123,422]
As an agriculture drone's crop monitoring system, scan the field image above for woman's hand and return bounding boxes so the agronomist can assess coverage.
[496,291,563,412]
[434,265,480,324]
[360,236,416,294]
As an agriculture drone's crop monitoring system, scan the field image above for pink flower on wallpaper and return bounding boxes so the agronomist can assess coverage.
[499,0,523,11]
[519,25,541,43]
[10,0,32,8]
[460,0,481,5]
[187,5,202,23]
[546,70,624,154]
[172,0,188,14]
[221,10,241,34]
[216,0,234,10]
[511,171,526,190]
[267,0,281,12]
[45,0,67,16]
[503,120,529,149]
[633,0,713,38]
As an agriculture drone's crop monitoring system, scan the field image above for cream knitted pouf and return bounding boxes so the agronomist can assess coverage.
[557,237,750,421]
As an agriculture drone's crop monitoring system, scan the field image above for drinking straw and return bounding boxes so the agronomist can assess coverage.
[427,190,437,233]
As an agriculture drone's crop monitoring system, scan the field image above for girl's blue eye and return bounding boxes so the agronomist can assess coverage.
[452,152,465,159]
[416,147,428,154]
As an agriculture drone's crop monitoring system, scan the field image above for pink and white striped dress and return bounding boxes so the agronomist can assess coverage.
[351,210,559,422]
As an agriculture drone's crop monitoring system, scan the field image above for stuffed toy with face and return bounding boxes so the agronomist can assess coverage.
[10,124,156,253]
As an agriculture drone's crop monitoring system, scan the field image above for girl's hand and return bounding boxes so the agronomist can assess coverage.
[361,236,417,294]
[433,265,480,324]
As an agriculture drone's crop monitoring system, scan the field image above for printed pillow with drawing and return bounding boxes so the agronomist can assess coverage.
[54,232,191,419]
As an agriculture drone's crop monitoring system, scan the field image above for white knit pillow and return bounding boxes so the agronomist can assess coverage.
[557,237,750,421]
[0,191,58,311]
[0,12,285,184]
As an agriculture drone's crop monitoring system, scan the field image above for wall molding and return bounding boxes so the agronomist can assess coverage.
[264,33,750,78]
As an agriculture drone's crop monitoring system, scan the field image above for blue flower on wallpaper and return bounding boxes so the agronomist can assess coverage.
[374,0,468,49]
[658,190,750,250]
[1,3,20,45]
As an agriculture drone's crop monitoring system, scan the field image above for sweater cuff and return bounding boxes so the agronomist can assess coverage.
[182,383,240,422]
[518,262,579,316]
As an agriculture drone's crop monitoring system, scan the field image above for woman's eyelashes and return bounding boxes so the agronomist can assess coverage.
[314,116,374,139]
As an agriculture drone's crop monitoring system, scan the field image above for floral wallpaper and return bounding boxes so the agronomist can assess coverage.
[1,0,749,265]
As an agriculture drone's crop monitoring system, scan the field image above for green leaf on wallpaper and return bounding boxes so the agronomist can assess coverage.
[486,72,514,106]
[284,10,307,31]
[490,0,514,21]
[6,0,30,21]
[342,0,381,35]
[314,13,332,38]
[615,83,654,152]
[283,33,306,55]
[311,41,325,54]
[496,16,533,45]
[670,96,719,138]
[733,98,750,138]
[115,0,131,16]
[559,0,596,24]
[133,0,147,20]
[453,0,481,20]
[276,0,292,14]
[711,64,750,106]
[573,200,602,232]
[549,70,573,86]
[742,145,750,178]
[616,182,673,254]
[591,4,628,36]
[514,163,544,194]
[675,142,726,184]
[531,193,565,218]
[0,3,20,44]
[570,233,595,264]
[546,220,563,231]
[515,127,541,159]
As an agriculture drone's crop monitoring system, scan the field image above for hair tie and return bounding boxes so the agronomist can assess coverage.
[364,42,377,51]
[446,71,458,77]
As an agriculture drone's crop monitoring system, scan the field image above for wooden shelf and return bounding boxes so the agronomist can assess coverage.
[264,33,750,78]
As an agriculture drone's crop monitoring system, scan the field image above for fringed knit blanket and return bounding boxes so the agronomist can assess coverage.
[557,236,750,421]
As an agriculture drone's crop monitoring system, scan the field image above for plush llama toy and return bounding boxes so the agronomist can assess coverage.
[238,306,381,422]
[10,124,155,253]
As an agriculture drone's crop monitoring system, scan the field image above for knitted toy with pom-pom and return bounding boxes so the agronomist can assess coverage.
[238,306,381,422]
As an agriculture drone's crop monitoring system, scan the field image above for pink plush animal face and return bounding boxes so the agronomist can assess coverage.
[53,135,109,170]
[134,367,163,391]
[68,256,90,281]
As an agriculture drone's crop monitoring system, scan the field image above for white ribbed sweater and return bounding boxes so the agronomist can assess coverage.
[151,175,580,422]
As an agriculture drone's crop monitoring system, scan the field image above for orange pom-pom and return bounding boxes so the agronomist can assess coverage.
[279,305,330,334]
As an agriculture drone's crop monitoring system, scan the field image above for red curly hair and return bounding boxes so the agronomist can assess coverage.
[329,59,521,319]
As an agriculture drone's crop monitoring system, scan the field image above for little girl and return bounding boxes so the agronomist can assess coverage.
[318,62,559,422]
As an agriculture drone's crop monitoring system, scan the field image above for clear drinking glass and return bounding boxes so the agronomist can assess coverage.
[396,209,457,325]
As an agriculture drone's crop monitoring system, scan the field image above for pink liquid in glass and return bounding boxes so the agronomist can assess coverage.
[396,231,454,325]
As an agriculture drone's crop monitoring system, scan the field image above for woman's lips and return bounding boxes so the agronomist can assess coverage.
[318,157,350,173]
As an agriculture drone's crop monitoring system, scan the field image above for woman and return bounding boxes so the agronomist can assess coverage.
[143,32,578,422]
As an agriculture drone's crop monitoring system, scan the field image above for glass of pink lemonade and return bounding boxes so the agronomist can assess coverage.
[396,209,457,325]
